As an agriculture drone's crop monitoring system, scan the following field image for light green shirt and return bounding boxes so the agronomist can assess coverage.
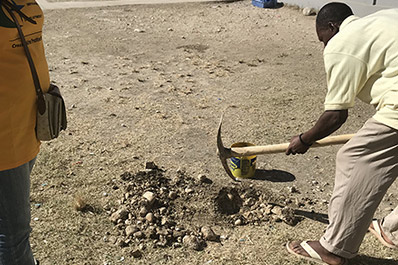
[323,9,398,130]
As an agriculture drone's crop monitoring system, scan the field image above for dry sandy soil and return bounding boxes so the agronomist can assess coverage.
[30,1,398,264]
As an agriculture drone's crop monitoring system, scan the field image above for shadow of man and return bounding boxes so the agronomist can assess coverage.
[353,255,397,264]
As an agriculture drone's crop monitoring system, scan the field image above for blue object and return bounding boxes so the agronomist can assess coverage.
[252,0,277,8]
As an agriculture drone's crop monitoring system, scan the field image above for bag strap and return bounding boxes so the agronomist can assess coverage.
[1,0,37,24]
[2,0,46,114]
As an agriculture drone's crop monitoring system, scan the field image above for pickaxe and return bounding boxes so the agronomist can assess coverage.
[217,115,355,182]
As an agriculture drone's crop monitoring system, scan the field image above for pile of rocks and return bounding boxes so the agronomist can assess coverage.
[106,163,219,256]
[106,163,302,257]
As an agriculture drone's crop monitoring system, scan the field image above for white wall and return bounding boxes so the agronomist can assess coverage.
[281,0,398,16]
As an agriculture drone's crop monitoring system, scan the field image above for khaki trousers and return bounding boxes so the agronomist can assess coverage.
[319,118,398,259]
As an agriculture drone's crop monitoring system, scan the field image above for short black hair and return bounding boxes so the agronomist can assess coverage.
[316,2,354,29]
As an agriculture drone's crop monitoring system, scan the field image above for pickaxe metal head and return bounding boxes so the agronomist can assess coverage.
[217,114,240,182]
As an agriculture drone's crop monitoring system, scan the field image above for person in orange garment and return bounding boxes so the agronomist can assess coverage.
[285,2,398,265]
[0,0,50,264]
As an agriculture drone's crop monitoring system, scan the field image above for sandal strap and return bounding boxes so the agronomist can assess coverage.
[300,241,322,261]
[372,219,382,236]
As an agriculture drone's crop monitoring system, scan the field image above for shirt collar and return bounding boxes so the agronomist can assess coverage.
[340,15,359,31]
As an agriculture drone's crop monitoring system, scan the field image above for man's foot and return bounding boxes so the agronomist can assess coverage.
[369,219,397,249]
[287,240,346,265]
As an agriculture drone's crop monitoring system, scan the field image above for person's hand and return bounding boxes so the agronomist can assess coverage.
[286,135,311,155]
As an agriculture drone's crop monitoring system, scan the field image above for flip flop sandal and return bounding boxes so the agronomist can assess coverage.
[368,219,397,249]
[286,241,347,265]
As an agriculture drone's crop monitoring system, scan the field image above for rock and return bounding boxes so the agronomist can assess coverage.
[271,206,283,216]
[168,191,178,200]
[159,207,167,215]
[183,235,205,251]
[146,226,158,239]
[156,240,167,248]
[197,174,207,183]
[117,239,129,248]
[244,197,256,207]
[263,204,273,215]
[280,207,302,226]
[173,230,186,238]
[273,215,283,222]
[173,242,182,248]
[126,226,139,237]
[176,168,185,175]
[201,226,219,241]
[145,213,155,223]
[131,249,142,258]
[142,191,155,204]
[156,227,170,237]
[109,236,117,244]
[145,161,157,170]
[185,188,194,194]
[161,217,169,226]
[234,219,242,226]
[110,208,129,223]
[133,231,145,239]
[288,186,298,193]
[220,235,228,241]
[159,187,168,195]
[303,7,316,16]
[139,206,148,217]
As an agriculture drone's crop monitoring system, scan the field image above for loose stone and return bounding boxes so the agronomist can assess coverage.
[201,226,218,241]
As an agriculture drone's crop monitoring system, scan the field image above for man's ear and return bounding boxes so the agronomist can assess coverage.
[327,22,340,33]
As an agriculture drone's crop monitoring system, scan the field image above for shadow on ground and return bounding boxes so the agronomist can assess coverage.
[251,169,296,182]
[294,209,329,224]
[351,255,398,264]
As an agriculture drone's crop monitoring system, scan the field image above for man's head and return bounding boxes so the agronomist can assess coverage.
[316,2,353,46]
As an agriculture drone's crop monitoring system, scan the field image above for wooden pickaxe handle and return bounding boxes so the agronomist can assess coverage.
[229,134,355,157]
[217,114,355,182]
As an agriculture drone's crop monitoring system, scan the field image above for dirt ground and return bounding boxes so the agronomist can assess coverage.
[30,1,398,264]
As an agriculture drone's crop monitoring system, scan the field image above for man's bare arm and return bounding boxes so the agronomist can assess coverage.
[286,110,348,155]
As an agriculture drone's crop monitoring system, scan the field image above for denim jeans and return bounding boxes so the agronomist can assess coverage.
[0,158,36,265]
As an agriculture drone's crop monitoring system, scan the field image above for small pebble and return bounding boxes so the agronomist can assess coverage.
[145,213,155,223]
[197,174,207,183]
[183,235,204,251]
[168,191,178,200]
[131,249,142,258]
[303,7,316,16]
[185,188,194,194]
[201,226,218,241]
[142,191,155,204]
